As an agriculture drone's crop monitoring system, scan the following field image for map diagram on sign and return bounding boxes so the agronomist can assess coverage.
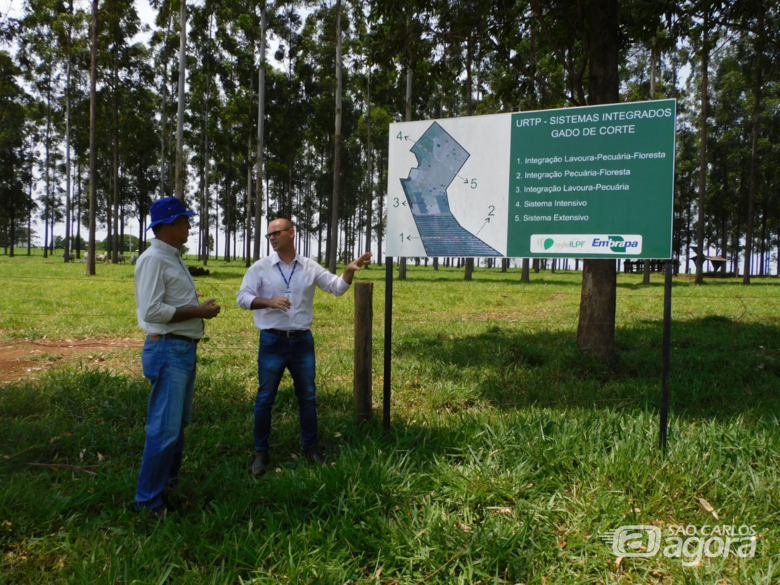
[400,122,501,257]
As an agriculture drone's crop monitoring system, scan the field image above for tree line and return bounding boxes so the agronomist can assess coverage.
[1,0,778,359]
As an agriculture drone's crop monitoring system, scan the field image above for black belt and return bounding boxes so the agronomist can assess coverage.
[264,329,310,338]
[149,333,200,344]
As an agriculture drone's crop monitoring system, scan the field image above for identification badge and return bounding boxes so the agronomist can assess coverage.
[284,290,292,301]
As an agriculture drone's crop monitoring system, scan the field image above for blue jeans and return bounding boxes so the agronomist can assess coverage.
[135,336,197,510]
[254,330,318,452]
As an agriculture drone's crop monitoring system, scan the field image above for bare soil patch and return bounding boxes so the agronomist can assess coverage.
[0,337,144,384]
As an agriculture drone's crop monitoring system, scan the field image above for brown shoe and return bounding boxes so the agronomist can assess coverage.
[304,446,326,464]
[252,450,270,475]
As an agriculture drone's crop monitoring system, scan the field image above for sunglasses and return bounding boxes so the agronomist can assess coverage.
[265,228,292,240]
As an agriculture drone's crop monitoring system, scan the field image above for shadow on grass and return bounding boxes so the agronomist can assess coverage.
[392,316,780,420]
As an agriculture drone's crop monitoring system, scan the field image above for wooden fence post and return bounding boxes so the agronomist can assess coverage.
[354,281,373,419]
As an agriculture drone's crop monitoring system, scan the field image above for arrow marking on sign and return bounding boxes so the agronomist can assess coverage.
[475,218,491,237]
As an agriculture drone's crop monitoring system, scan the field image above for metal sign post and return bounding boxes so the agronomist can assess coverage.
[383,256,393,432]
[659,260,673,451]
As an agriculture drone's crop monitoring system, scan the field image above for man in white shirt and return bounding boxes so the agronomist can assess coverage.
[134,197,221,516]
[237,218,371,474]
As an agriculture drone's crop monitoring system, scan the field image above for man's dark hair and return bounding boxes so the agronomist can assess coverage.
[151,223,167,237]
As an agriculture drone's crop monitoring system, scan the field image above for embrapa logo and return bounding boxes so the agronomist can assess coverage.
[530,234,643,255]
[591,235,640,253]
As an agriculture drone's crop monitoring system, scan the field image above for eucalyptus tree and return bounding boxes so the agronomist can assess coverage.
[524,0,653,361]
[265,2,306,227]
[326,0,344,273]
[216,0,272,264]
[50,1,88,262]
[680,0,727,283]
[17,0,67,258]
[149,0,178,199]
[294,3,347,264]
[175,0,187,201]
[431,0,496,279]
[120,44,160,253]
[101,0,141,262]
[351,3,385,263]
[708,41,752,272]
[252,0,271,262]
[369,0,433,278]
[188,0,219,263]
[87,0,98,275]
[726,0,780,282]
[0,51,32,257]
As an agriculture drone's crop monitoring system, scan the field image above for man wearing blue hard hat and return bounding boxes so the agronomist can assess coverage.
[133,196,221,517]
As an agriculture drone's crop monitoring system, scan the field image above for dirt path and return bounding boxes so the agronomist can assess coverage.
[0,337,144,384]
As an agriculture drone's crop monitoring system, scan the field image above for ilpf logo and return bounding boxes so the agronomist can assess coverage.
[535,237,556,251]
[533,236,585,252]
[601,525,662,557]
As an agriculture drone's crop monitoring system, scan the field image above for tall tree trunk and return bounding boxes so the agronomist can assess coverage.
[201,15,213,265]
[253,2,266,261]
[365,63,372,256]
[28,139,33,255]
[64,20,72,263]
[215,176,219,259]
[377,150,384,265]
[202,118,210,265]
[328,0,343,273]
[44,80,51,259]
[87,0,99,276]
[225,150,232,262]
[695,18,709,284]
[160,5,172,198]
[245,129,252,267]
[75,164,81,257]
[743,14,763,285]
[174,0,187,200]
[112,59,120,263]
[642,39,657,284]
[576,0,619,361]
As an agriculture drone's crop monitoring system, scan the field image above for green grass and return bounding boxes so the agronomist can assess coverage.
[1,252,779,583]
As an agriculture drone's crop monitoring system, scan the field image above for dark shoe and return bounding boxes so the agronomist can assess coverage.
[304,446,326,464]
[252,450,270,475]
[133,501,168,519]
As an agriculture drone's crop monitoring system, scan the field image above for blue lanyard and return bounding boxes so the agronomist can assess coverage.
[276,261,297,290]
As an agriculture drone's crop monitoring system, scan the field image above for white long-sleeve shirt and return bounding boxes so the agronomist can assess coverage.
[236,252,350,331]
[134,238,204,338]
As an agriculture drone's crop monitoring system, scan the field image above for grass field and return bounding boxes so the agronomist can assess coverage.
[1,252,779,584]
